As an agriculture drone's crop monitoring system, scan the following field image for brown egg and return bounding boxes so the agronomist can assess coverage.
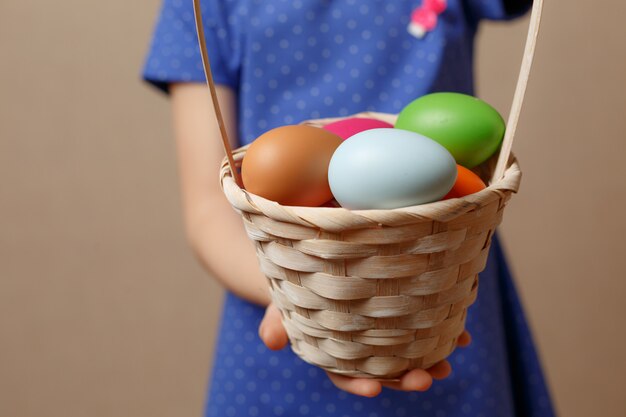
[241,125,343,207]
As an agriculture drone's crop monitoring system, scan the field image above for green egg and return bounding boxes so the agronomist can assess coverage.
[395,92,505,168]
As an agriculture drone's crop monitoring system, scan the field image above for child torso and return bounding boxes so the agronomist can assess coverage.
[204,0,477,144]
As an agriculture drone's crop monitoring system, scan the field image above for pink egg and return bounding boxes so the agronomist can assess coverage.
[323,117,394,140]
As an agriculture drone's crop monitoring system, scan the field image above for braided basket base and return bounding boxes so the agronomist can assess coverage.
[221,113,521,380]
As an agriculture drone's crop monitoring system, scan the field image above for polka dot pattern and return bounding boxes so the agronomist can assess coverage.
[143,1,552,417]
[144,0,484,144]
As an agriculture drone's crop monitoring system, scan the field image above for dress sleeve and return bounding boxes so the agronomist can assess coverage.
[463,0,533,22]
[142,0,240,93]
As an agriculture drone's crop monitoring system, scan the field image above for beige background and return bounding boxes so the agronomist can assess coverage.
[1,1,625,416]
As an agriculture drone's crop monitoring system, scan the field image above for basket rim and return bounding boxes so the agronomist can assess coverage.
[219,112,521,232]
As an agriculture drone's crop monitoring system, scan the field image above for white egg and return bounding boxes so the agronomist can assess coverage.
[328,128,457,210]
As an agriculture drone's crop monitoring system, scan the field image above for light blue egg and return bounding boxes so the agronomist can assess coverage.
[328,128,457,210]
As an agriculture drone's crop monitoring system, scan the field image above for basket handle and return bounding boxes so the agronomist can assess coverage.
[192,0,242,187]
[491,0,544,183]
[192,0,544,186]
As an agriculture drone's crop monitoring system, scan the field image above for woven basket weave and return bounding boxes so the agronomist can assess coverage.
[220,112,521,379]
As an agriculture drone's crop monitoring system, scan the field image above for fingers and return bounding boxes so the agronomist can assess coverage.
[326,372,383,398]
[258,304,289,351]
[457,330,472,348]
[324,363,451,396]
[381,369,433,392]
[427,360,452,380]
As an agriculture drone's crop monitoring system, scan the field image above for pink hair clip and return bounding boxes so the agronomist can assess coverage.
[408,0,448,39]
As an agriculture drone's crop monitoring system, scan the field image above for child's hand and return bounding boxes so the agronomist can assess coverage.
[259,303,471,398]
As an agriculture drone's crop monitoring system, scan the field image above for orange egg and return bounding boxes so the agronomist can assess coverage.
[443,165,487,199]
[241,125,343,207]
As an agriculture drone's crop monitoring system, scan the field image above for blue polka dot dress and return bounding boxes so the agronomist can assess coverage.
[143,1,557,416]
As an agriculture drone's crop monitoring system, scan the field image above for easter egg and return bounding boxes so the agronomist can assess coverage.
[444,165,487,199]
[242,125,343,206]
[395,92,505,168]
[323,117,394,140]
[328,128,457,210]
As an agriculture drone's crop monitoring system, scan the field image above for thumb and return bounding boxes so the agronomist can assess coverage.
[259,303,289,351]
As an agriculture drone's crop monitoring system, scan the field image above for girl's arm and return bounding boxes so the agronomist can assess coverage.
[170,83,270,306]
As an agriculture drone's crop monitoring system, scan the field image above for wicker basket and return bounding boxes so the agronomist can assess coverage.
[192,0,543,381]
[220,113,521,379]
